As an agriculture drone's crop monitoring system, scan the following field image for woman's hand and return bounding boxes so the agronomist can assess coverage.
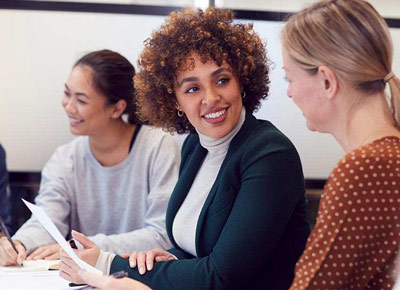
[59,230,100,284]
[26,243,60,260]
[129,248,176,275]
[78,269,151,290]
[0,238,26,266]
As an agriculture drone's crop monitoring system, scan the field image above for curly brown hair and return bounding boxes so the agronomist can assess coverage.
[135,8,270,134]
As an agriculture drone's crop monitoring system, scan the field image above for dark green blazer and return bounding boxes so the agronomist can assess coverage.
[111,112,310,290]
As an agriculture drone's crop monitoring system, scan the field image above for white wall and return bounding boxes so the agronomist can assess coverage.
[1,8,400,179]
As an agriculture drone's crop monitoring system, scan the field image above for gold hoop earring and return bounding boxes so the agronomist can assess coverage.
[177,110,184,117]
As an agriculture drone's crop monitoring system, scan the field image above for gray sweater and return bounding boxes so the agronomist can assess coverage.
[13,125,180,255]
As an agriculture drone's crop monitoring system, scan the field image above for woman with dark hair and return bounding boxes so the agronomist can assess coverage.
[59,9,309,290]
[0,50,180,266]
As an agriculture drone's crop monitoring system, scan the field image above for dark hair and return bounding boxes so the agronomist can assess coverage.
[74,49,138,124]
[135,8,270,134]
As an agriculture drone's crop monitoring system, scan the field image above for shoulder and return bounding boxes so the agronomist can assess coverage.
[52,137,87,158]
[325,137,400,201]
[248,119,295,150]
[138,125,179,148]
[44,137,87,171]
[329,137,400,183]
[134,126,180,165]
[236,116,301,166]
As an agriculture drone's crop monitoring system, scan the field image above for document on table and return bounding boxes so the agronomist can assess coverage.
[0,270,71,290]
[0,259,59,273]
[22,199,102,275]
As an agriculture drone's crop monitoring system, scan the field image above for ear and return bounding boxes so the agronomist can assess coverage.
[317,66,339,100]
[174,101,182,112]
[111,99,127,119]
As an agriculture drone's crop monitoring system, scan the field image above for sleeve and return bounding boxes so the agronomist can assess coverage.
[12,147,73,254]
[290,158,400,289]
[89,134,180,253]
[110,138,305,290]
[0,145,11,232]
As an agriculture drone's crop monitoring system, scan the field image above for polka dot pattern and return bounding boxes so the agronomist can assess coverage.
[290,137,400,289]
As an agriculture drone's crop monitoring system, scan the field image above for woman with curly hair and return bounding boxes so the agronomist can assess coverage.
[59,8,310,290]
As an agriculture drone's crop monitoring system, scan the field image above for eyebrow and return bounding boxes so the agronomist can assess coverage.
[64,84,90,99]
[177,67,230,88]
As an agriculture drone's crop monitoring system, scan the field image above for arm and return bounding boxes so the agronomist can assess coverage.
[89,135,180,253]
[110,144,305,290]
[12,147,73,254]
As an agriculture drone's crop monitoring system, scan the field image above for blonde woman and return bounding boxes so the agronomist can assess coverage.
[281,0,400,289]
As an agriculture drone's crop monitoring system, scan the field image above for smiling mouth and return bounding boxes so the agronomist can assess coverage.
[203,109,226,119]
[69,118,84,125]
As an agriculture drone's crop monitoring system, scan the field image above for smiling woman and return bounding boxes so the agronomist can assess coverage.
[0,50,180,267]
[58,8,310,290]
[174,54,243,139]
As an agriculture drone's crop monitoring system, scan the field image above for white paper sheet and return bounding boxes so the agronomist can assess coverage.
[0,260,59,273]
[0,270,70,290]
[22,199,102,275]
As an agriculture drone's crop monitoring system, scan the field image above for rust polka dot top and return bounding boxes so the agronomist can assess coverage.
[290,136,400,289]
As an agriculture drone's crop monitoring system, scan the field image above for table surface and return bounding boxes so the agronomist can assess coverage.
[0,270,76,290]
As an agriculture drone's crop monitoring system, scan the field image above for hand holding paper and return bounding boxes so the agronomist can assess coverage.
[22,199,101,275]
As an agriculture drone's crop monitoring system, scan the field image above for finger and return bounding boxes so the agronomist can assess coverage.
[31,248,52,260]
[129,251,138,268]
[78,269,109,288]
[16,244,26,265]
[120,253,130,259]
[0,247,14,265]
[155,256,170,262]
[146,251,155,271]
[44,252,60,260]
[1,240,18,264]
[27,247,45,260]
[137,252,147,275]
[71,230,95,249]
[59,252,74,265]
[59,268,72,281]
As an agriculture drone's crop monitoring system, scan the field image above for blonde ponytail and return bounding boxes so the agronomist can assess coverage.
[387,76,400,128]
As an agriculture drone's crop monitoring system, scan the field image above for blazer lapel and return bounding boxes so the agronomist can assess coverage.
[166,141,207,247]
[195,112,259,256]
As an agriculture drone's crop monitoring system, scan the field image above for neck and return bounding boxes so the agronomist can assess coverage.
[330,91,400,152]
[88,119,136,166]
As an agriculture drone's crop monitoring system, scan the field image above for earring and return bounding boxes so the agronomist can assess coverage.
[177,110,184,117]
[241,91,246,99]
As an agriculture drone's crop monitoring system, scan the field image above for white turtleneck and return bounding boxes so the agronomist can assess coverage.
[172,107,246,257]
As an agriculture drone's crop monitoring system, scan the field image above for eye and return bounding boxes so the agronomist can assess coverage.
[283,76,291,83]
[185,86,199,94]
[217,77,230,85]
[77,99,87,105]
[64,91,70,97]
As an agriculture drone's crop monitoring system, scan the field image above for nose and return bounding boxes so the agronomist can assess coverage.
[62,96,77,114]
[286,86,292,99]
[202,86,220,106]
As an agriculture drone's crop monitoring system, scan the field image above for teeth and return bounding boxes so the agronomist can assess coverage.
[204,109,226,119]
[70,118,83,124]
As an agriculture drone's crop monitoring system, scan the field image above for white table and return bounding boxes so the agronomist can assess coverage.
[0,271,76,290]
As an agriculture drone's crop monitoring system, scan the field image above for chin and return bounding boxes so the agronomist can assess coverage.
[69,128,84,136]
[305,121,317,132]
